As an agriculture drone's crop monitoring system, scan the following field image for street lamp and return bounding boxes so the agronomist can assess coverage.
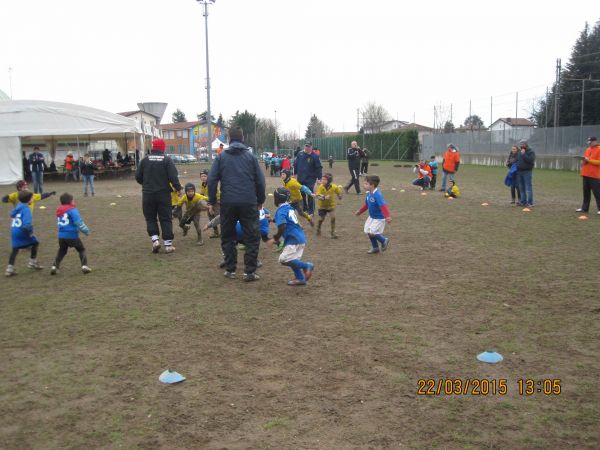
[196,0,215,159]
[274,110,278,152]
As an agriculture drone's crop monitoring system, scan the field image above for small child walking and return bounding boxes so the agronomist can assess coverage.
[6,191,43,276]
[314,173,343,238]
[272,187,314,286]
[51,193,92,275]
[354,175,392,254]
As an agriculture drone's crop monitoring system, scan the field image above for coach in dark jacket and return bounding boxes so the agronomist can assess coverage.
[344,140,364,194]
[294,142,322,215]
[516,139,536,207]
[208,126,266,281]
[136,138,182,254]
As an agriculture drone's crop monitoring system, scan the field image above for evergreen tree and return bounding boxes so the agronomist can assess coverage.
[443,121,455,133]
[305,114,329,139]
[463,115,484,130]
[229,110,257,143]
[172,108,187,123]
[217,113,225,128]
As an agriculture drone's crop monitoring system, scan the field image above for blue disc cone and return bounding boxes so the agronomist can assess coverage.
[159,369,186,384]
[477,351,503,364]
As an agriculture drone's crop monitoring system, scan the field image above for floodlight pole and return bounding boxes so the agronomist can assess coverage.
[198,0,214,159]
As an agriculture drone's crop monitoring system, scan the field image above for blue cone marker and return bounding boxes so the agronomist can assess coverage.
[477,351,503,364]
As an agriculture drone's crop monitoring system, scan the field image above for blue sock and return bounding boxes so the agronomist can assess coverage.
[288,260,306,280]
[369,236,379,248]
[375,234,386,244]
[292,267,305,280]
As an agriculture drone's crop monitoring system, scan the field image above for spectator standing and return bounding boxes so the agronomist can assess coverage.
[22,152,31,181]
[440,143,460,191]
[80,154,96,197]
[328,155,334,169]
[344,141,364,194]
[208,126,266,282]
[360,148,369,175]
[64,152,76,182]
[506,145,520,204]
[28,146,46,194]
[516,139,536,207]
[102,148,112,166]
[576,136,600,215]
[135,138,182,254]
[294,142,323,215]
[428,155,438,190]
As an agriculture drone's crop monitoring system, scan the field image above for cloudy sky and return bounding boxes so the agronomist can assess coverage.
[1,0,595,134]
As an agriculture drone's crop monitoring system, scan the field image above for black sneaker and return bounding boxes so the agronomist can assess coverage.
[243,272,260,282]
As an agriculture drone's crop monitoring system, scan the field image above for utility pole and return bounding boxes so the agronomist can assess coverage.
[553,58,561,150]
[515,92,518,120]
[274,110,278,152]
[356,108,360,132]
[197,0,215,159]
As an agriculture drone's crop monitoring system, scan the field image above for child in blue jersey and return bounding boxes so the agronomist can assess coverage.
[6,191,43,276]
[272,187,314,286]
[50,193,92,275]
[354,175,392,254]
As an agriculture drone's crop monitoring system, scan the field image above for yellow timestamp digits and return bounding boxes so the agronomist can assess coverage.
[417,378,508,396]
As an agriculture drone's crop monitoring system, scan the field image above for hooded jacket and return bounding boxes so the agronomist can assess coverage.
[10,202,38,248]
[208,141,266,206]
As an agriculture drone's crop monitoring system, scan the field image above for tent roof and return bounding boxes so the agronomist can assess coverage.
[0,100,141,138]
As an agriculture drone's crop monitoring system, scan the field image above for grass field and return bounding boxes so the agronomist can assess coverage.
[1,162,599,449]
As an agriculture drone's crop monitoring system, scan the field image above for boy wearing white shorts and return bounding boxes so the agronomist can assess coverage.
[354,175,392,254]
[272,187,315,286]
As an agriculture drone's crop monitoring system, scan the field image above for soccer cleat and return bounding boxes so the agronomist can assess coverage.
[28,260,43,270]
[576,208,586,212]
[164,245,176,254]
[224,271,236,279]
[243,272,260,282]
[81,265,92,274]
[287,279,306,286]
[303,263,314,282]
[5,265,16,277]
[381,237,390,252]
[152,240,161,253]
[50,265,58,275]
[367,248,380,254]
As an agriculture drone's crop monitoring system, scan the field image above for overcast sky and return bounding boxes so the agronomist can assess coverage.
[1,0,596,135]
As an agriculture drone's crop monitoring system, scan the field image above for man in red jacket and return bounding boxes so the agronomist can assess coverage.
[576,136,600,215]
[440,144,460,191]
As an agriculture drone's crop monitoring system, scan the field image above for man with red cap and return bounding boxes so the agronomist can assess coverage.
[135,138,182,253]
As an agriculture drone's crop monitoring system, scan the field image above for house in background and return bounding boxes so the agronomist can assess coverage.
[489,117,535,143]
[159,121,228,155]
[117,109,163,153]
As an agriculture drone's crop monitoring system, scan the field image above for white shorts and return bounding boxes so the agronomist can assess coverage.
[279,244,305,263]
[364,217,386,235]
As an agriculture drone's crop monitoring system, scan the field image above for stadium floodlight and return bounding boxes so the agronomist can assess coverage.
[196,0,216,159]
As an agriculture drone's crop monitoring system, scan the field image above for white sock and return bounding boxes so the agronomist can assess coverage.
[151,235,159,242]
[164,240,173,246]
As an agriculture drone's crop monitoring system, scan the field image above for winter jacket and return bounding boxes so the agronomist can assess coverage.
[28,152,46,173]
[346,147,364,169]
[10,203,38,248]
[442,149,460,173]
[506,152,519,168]
[504,163,518,187]
[135,151,182,194]
[208,141,266,206]
[80,160,95,176]
[516,147,536,172]
[294,151,323,186]
[56,204,90,239]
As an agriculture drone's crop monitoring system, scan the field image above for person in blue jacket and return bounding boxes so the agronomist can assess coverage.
[50,192,92,275]
[294,142,323,216]
[6,190,43,276]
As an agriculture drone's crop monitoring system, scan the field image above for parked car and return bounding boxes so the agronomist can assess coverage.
[180,154,197,163]
[166,154,184,163]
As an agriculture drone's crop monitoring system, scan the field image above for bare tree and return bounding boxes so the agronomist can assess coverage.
[434,103,452,132]
[361,102,391,133]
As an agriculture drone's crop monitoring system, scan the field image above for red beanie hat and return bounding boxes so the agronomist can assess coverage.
[152,138,166,152]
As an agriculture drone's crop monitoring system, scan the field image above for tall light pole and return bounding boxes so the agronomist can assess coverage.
[274,110,278,152]
[197,0,215,159]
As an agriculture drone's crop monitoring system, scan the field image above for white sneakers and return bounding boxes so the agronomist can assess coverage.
[81,265,92,274]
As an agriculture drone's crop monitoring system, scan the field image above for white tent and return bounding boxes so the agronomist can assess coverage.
[211,137,226,150]
[0,100,141,184]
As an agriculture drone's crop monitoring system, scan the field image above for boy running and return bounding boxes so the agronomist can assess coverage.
[281,169,314,226]
[314,173,343,238]
[6,190,43,276]
[50,193,91,274]
[354,175,392,254]
[2,180,56,211]
[272,187,314,286]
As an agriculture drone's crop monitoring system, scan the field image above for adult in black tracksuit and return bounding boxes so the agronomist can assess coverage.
[360,148,369,175]
[135,138,182,253]
[344,141,364,194]
[208,126,266,281]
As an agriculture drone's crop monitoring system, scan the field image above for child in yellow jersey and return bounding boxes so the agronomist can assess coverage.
[314,173,343,238]
[280,169,314,227]
[444,180,461,198]
[199,169,220,238]
[2,180,56,212]
[176,183,209,245]
[171,182,184,220]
